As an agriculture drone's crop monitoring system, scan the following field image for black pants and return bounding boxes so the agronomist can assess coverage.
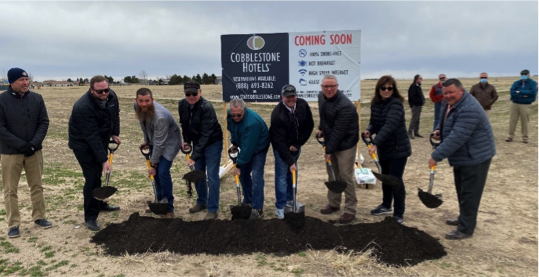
[380,157,408,217]
[454,158,491,235]
[74,151,108,222]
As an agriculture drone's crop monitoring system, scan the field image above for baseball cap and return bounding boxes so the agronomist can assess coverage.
[184,81,200,93]
[281,84,297,97]
[521,69,530,75]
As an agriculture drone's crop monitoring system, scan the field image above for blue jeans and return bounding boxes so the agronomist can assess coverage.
[273,148,300,209]
[433,102,442,130]
[194,140,223,213]
[154,156,174,213]
[239,148,268,210]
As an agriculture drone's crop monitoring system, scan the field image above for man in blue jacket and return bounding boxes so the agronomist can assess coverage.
[429,78,496,240]
[227,99,270,219]
[506,69,537,144]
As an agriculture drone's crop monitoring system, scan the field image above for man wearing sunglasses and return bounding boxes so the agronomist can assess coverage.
[269,84,314,219]
[469,72,498,121]
[429,74,446,130]
[178,81,223,220]
[68,75,121,231]
[227,98,270,220]
[0,67,51,238]
[316,75,359,224]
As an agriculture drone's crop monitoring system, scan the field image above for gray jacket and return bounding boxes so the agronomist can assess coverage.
[432,92,495,166]
[137,101,182,164]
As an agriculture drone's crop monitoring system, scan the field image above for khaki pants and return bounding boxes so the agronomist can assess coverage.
[2,150,46,228]
[326,146,358,214]
[508,103,530,140]
[484,109,492,121]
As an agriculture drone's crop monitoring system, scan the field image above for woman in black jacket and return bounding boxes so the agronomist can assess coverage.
[364,75,411,224]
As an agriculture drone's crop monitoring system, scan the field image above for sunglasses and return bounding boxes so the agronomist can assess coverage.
[381,87,394,91]
[439,77,446,80]
[321,85,337,89]
[94,88,110,94]
[480,77,488,79]
[185,92,198,97]
[230,113,243,118]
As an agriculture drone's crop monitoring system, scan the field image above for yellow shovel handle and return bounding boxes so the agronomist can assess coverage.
[292,169,296,186]
[145,159,154,180]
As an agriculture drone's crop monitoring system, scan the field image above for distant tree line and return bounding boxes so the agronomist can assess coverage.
[66,72,218,86]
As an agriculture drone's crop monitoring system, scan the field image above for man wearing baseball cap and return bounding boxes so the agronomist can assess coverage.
[506,69,537,143]
[0,68,51,238]
[178,81,224,220]
[269,85,314,219]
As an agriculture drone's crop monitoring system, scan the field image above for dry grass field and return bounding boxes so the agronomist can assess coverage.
[0,76,537,277]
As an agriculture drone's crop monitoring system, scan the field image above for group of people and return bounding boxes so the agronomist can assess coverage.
[0,67,535,241]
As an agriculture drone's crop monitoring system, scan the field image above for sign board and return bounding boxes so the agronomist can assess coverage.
[221,30,361,102]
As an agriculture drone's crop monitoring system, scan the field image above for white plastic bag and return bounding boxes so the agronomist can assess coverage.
[355,168,376,185]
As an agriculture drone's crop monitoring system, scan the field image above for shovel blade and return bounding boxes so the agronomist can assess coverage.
[146,201,169,215]
[93,186,117,201]
[325,180,347,193]
[230,204,252,220]
[372,172,402,186]
[418,188,443,208]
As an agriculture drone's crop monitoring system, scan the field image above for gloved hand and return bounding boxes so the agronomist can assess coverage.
[23,143,35,157]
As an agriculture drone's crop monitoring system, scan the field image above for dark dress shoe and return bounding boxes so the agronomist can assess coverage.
[445,229,472,240]
[338,213,356,224]
[320,204,340,215]
[101,205,120,212]
[414,133,424,138]
[446,218,459,226]
[34,219,52,229]
[85,220,100,231]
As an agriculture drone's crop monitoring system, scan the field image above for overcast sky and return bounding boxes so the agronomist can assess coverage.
[0,1,537,82]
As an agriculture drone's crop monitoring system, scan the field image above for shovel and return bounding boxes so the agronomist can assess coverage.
[360,133,403,186]
[316,135,347,193]
[93,141,119,201]
[418,134,443,208]
[181,144,206,198]
[141,148,169,215]
[228,146,252,220]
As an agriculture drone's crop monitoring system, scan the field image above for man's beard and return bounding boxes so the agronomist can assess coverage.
[136,103,155,121]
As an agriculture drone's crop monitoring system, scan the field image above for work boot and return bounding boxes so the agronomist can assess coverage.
[189,204,207,213]
[445,219,459,226]
[249,209,264,220]
[7,226,20,238]
[320,204,340,215]
[204,212,218,220]
[338,213,356,224]
[445,229,472,240]
[275,208,285,219]
[85,220,100,231]
[371,204,392,216]
[34,219,52,229]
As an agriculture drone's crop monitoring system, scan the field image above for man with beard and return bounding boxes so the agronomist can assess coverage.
[178,81,223,220]
[135,88,182,218]
[69,75,121,231]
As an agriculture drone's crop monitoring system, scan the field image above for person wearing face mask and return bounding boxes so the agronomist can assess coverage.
[469,72,498,121]
[429,74,446,130]
[506,69,537,144]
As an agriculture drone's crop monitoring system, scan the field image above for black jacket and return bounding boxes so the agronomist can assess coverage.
[269,98,314,167]
[68,90,120,163]
[408,82,425,107]
[318,90,359,154]
[0,87,49,154]
[178,97,223,161]
[367,96,411,160]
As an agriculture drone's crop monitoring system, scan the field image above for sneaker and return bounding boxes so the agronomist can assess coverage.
[249,209,264,220]
[275,208,285,219]
[505,137,513,142]
[284,201,305,213]
[393,215,404,224]
[7,226,19,238]
[371,204,392,216]
[189,204,207,213]
[85,220,100,231]
[204,212,218,220]
[445,229,472,240]
[34,219,52,229]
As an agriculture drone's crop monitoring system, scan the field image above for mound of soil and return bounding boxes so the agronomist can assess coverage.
[91,213,446,267]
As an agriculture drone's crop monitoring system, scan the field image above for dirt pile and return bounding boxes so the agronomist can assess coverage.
[91,213,446,267]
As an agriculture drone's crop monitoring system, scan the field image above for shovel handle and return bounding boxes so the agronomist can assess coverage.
[140,148,154,180]
[181,144,192,155]
[292,169,296,187]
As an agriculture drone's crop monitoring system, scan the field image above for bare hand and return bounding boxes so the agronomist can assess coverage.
[102,161,112,173]
[369,144,377,156]
[289,164,297,173]
[316,130,323,139]
[431,130,440,140]
[139,142,150,150]
[112,135,121,145]
[148,167,156,178]
[428,158,437,169]
[187,159,195,167]
[233,167,240,176]
[182,142,191,151]
[289,145,298,152]
[363,130,371,138]
[324,153,331,162]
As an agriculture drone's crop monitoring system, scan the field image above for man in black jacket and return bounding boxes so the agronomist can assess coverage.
[269,84,314,219]
[317,75,359,224]
[178,81,224,220]
[0,67,51,238]
[407,74,425,139]
[68,76,121,231]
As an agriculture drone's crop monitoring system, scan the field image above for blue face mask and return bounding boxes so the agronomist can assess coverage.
[521,75,529,80]
[480,78,487,83]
